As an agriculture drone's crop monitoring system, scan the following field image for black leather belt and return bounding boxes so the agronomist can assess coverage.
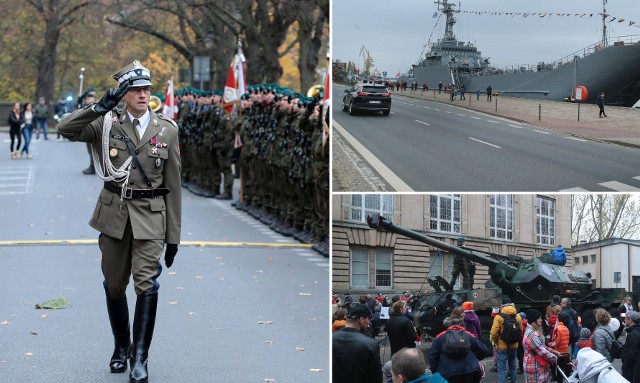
[104,182,170,199]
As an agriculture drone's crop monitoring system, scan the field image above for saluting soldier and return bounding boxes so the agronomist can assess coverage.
[57,60,181,383]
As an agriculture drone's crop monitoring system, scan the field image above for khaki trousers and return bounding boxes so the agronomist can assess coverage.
[100,220,163,298]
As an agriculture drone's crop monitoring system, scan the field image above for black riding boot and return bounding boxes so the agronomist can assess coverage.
[105,293,130,373]
[129,293,158,383]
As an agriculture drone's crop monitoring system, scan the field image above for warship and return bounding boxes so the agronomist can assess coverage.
[401,0,640,106]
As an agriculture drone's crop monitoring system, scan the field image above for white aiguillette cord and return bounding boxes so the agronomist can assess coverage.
[90,111,133,204]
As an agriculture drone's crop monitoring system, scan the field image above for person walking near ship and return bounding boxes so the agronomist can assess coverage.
[597,91,607,118]
[438,82,443,94]
[487,85,493,102]
[459,84,466,100]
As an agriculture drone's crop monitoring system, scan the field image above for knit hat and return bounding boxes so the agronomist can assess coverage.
[462,301,474,311]
[580,328,592,338]
[525,309,542,323]
[627,310,640,322]
[347,304,371,319]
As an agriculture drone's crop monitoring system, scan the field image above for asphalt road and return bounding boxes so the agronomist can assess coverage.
[334,84,640,192]
[0,133,329,382]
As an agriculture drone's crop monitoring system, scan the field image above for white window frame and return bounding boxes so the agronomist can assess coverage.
[350,247,369,288]
[350,247,393,288]
[429,194,461,234]
[490,194,514,240]
[350,194,393,223]
[536,196,556,245]
[375,249,393,288]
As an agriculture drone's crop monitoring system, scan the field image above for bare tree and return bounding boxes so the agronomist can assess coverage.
[28,0,90,103]
[295,0,328,93]
[572,194,640,245]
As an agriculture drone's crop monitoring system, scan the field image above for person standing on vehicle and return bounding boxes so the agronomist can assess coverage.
[57,60,181,383]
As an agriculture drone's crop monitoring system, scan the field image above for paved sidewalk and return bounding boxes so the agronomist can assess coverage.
[391,88,640,147]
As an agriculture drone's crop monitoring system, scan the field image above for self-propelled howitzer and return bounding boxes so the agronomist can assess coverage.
[367,213,625,338]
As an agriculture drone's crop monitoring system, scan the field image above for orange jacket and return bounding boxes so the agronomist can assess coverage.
[551,322,570,354]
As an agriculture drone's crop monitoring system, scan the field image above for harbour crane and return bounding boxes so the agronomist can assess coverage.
[359,46,374,78]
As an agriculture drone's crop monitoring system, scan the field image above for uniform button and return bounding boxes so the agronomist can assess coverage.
[135,150,139,154]
[129,181,134,185]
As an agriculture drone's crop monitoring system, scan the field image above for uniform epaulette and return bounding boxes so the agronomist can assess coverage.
[157,113,178,129]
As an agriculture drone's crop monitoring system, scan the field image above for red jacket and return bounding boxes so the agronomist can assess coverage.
[551,323,570,354]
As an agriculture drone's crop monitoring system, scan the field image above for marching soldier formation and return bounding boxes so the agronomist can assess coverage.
[175,83,329,257]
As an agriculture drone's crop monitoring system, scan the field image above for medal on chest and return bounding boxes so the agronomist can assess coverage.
[109,148,118,157]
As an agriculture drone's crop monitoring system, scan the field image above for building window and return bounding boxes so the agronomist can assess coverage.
[536,196,555,245]
[350,247,393,288]
[591,254,596,263]
[574,257,580,265]
[429,251,460,289]
[582,255,589,264]
[430,194,461,233]
[490,194,513,240]
[350,194,393,223]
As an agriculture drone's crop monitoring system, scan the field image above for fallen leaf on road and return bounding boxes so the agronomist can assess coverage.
[25,353,33,357]
[195,275,203,279]
[1,321,11,325]
[168,301,179,305]
[40,314,47,318]
[256,270,264,273]
[257,321,273,325]
[28,224,34,228]
[168,272,177,275]
[298,293,311,296]
[45,232,53,236]
[35,296,69,309]
[262,379,275,382]
[310,369,322,372]
[214,256,223,260]
[176,287,184,290]
[264,340,275,344]
[267,257,273,262]
[295,347,305,351]
[30,331,38,335]
[187,312,195,315]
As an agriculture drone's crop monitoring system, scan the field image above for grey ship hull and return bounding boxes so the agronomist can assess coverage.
[409,45,640,106]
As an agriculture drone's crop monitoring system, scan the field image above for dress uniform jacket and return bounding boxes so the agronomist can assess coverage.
[58,105,181,244]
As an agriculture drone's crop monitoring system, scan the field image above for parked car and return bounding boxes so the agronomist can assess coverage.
[342,83,391,116]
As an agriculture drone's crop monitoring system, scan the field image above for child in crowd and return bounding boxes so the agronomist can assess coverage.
[573,328,593,358]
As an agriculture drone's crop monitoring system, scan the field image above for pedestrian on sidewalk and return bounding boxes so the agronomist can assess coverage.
[8,102,23,159]
[439,81,443,94]
[476,89,480,100]
[460,84,466,100]
[57,60,182,383]
[21,102,34,159]
[34,96,50,140]
[597,91,607,118]
[487,85,493,102]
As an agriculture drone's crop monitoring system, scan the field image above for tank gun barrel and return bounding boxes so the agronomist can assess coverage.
[367,213,499,268]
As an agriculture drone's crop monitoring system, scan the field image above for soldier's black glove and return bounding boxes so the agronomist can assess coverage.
[94,81,130,115]
[164,243,178,268]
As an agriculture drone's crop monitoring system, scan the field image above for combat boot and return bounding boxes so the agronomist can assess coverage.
[82,166,95,175]
[214,192,232,200]
[129,293,158,383]
[105,293,130,373]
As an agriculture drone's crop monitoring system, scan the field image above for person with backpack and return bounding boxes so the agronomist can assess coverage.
[522,309,557,383]
[429,316,488,383]
[490,297,523,383]
[592,308,615,362]
[621,310,640,381]
[385,301,417,356]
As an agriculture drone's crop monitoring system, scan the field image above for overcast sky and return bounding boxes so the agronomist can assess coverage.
[332,0,640,76]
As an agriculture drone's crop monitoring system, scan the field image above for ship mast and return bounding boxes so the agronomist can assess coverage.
[435,0,458,41]
[602,0,608,47]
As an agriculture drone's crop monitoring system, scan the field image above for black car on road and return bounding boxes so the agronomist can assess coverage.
[342,83,391,116]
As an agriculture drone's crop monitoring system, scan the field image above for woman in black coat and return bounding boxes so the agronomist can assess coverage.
[8,102,24,159]
[384,300,417,356]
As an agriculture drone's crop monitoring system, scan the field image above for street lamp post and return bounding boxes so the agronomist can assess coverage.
[78,67,85,108]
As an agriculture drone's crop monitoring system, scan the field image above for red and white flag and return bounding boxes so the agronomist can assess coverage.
[223,52,246,114]
[162,76,177,120]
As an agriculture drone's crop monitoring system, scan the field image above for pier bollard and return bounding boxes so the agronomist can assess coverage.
[495,97,498,112]
[539,104,541,121]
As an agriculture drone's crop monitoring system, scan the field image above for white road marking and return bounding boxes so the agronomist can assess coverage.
[468,137,502,149]
[565,137,587,142]
[486,120,500,124]
[444,111,452,114]
[333,120,414,191]
[509,124,524,129]
[390,111,396,115]
[457,113,466,116]
[434,109,441,111]
[415,120,431,126]
[470,116,482,120]
[633,176,640,181]
[534,130,551,134]
[599,181,640,191]
[558,188,588,192]
[423,106,431,109]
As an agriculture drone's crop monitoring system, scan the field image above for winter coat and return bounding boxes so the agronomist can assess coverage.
[592,324,614,362]
[33,103,50,120]
[332,319,346,333]
[622,323,640,381]
[332,327,382,383]
[491,304,523,350]
[385,312,417,355]
[464,310,481,338]
[550,322,570,354]
[429,325,489,379]
[523,324,557,383]
[8,110,23,129]
[596,94,605,107]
